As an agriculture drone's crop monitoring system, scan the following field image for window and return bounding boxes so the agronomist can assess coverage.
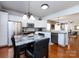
[75,25,79,30]
[55,24,61,30]
[47,23,51,31]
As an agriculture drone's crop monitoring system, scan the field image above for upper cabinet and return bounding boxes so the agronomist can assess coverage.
[21,18,47,28]
[8,14,22,21]
[34,20,47,28]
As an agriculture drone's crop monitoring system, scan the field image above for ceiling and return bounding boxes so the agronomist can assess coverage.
[0,1,79,18]
[51,13,79,24]
[62,13,79,24]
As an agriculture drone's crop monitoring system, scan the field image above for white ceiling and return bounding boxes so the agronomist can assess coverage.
[51,13,79,24]
[0,1,79,17]
[63,13,79,24]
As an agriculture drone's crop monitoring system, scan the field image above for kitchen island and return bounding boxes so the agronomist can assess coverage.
[51,30,68,47]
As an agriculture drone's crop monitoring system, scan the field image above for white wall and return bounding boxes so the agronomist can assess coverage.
[0,11,8,47]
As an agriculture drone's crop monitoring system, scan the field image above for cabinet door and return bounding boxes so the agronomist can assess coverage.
[58,34,65,47]
[0,12,8,46]
[51,33,58,44]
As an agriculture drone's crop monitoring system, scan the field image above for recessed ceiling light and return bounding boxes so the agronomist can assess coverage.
[41,4,49,9]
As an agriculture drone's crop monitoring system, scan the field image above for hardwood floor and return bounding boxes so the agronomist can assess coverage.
[49,36,79,58]
[0,47,8,58]
[0,36,79,58]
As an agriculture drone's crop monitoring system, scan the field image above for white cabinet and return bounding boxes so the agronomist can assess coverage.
[0,11,8,47]
[58,34,65,47]
[58,33,68,47]
[21,18,47,28]
[34,20,47,28]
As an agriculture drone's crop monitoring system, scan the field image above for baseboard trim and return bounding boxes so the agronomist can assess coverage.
[0,45,8,48]
[8,45,13,48]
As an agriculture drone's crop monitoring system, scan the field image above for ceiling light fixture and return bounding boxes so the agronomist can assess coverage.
[23,1,35,20]
[57,17,60,25]
[27,12,32,19]
[41,4,49,9]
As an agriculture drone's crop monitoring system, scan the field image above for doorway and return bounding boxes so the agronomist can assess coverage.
[8,20,22,46]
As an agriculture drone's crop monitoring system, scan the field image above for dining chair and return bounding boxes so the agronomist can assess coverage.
[69,32,78,40]
[11,36,27,58]
[26,38,49,58]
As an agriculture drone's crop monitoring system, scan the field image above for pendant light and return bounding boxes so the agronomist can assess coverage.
[23,1,35,20]
[23,13,28,20]
[27,1,31,19]
[39,17,42,20]
[57,17,60,25]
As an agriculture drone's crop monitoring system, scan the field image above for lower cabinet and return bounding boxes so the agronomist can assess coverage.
[58,34,65,47]
[51,33,58,44]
